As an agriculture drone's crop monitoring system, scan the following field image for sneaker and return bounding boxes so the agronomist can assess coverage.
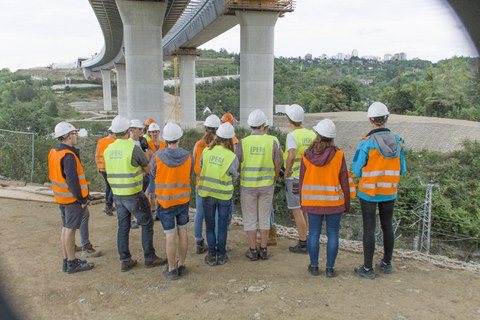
[325,267,336,278]
[258,247,269,260]
[81,243,102,258]
[217,255,228,265]
[176,263,187,276]
[204,253,217,266]
[289,242,308,254]
[376,260,393,274]
[196,239,207,254]
[131,220,139,229]
[308,264,320,276]
[354,265,375,280]
[67,259,94,274]
[104,206,114,216]
[121,259,138,272]
[162,267,179,280]
[144,255,167,268]
[245,248,259,261]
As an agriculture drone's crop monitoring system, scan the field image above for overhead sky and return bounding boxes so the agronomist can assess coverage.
[0,0,477,71]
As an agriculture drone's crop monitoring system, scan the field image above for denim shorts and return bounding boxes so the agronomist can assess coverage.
[157,202,189,233]
[60,203,87,229]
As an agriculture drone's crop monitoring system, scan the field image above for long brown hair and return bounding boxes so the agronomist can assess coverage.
[308,133,336,154]
[209,136,234,152]
[202,127,217,145]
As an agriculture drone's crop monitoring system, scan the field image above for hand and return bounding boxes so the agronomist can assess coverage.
[81,200,90,208]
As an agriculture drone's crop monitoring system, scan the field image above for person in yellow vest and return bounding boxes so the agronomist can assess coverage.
[236,109,281,260]
[146,122,166,214]
[151,122,193,280]
[104,115,167,272]
[48,121,95,274]
[300,119,355,278]
[352,102,406,279]
[198,122,239,266]
[95,126,116,215]
[193,114,221,254]
[284,104,316,253]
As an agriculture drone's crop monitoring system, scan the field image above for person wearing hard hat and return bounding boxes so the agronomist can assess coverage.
[284,104,316,254]
[48,121,95,274]
[95,126,116,216]
[220,112,239,145]
[143,118,155,141]
[198,122,239,266]
[104,115,167,272]
[146,123,166,214]
[150,122,193,280]
[352,102,406,280]
[192,114,221,254]
[299,119,355,278]
[236,109,281,261]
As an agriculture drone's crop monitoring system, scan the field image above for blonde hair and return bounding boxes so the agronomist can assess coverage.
[307,133,336,154]
[209,136,234,152]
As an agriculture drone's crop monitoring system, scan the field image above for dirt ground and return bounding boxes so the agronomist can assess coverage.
[1,198,480,320]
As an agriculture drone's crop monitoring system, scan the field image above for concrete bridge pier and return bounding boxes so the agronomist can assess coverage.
[177,49,198,129]
[116,0,167,124]
[236,11,279,127]
[114,63,127,117]
[100,69,112,112]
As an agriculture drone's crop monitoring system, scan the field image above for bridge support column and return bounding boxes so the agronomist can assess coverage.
[116,0,167,124]
[115,63,127,117]
[178,50,197,129]
[236,11,279,127]
[101,69,112,112]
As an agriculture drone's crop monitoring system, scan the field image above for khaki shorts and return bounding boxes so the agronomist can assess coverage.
[285,178,301,209]
[240,189,274,231]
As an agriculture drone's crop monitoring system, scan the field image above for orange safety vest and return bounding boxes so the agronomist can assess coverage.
[147,139,166,153]
[48,149,89,204]
[193,139,208,185]
[300,150,346,207]
[154,153,192,209]
[95,137,115,171]
[232,136,239,145]
[358,142,402,197]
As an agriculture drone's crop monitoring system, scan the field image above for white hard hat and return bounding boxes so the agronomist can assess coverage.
[148,123,161,132]
[285,104,305,122]
[78,128,88,138]
[367,102,389,118]
[204,114,221,128]
[216,122,235,139]
[162,122,183,141]
[129,119,144,128]
[110,115,130,133]
[247,109,268,127]
[312,119,336,138]
[54,122,77,138]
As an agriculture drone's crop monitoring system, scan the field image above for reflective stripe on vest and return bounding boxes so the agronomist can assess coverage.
[284,128,316,178]
[95,137,115,171]
[358,141,402,197]
[104,139,144,196]
[198,145,236,200]
[154,153,191,208]
[300,150,345,207]
[240,135,276,188]
[348,172,357,199]
[48,148,89,204]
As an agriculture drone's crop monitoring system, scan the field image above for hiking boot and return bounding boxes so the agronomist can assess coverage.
[162,267,179,280]
[204,253,217,266]
[217,255,228,266]
[81,243,102,258]
[245,248,259,261]
[131,220,139,229]
[67,259,94,274]
[289,242,308,254]
[258,247,269,260]
[144,255,167,268]
[354,265,375,279]
[104,206,114,216]
[176,262,187,276]
[376,260,393,274]
[196,239,207,254]
[325,267,336,278]
[308,264,320,276]
[121,259,138,272]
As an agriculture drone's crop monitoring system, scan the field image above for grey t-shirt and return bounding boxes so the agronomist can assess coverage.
[131,145,148,168]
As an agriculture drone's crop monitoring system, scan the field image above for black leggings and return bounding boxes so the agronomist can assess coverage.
[360,198,396,269]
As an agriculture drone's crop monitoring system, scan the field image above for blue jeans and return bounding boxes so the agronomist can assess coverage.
[100,171,113,208]
[202,196,232,256]
[194,189,205,241]
[308,213,342,268]
[114,192,155,261]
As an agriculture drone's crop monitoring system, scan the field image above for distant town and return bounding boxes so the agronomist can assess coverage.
[303,50,407,62]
